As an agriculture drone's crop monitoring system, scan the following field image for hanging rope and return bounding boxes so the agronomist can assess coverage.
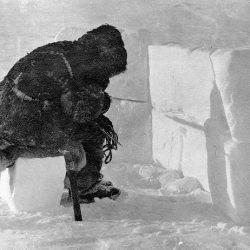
[102,126,119,164]
[95,115,120,164]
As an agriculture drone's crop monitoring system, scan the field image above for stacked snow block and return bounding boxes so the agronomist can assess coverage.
[0,157,65,212]
[149,45,250,224]
[208,49,250,224]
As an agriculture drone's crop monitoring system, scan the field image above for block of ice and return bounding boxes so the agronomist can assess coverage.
[106,99,152,164]
[152,111,209,190]
[149,45,214,125]
[0,157,65,212]
[209,49,250,224]
[149,45,250,224]
[165,176,203,194]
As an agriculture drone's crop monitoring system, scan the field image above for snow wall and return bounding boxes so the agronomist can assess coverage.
[1,0,250,223]
[149,45,250,224]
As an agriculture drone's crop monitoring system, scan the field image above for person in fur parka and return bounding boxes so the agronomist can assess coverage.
[0,24,127,201]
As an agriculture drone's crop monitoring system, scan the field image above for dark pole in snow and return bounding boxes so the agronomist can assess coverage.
[63,151,82,221]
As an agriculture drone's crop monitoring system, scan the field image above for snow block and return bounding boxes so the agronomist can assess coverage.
[149,45,214,125]
[149,45,214,191]
[208,49,250,224]
[0,157,66,212]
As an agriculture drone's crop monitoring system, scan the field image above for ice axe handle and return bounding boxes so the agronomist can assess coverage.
[64,152,82,221]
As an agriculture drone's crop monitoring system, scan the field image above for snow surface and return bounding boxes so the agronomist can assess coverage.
[0,162,250,249]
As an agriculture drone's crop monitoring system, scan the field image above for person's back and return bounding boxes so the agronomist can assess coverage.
[0,24,127,202]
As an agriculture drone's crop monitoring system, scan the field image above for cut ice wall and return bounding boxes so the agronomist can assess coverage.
[0,157,65,212]
[149,45,214,191]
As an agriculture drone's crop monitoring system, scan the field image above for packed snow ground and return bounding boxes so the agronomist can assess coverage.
[0,163,250,249]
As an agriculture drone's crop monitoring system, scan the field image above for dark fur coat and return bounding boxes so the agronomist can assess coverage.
[0,24,127,167]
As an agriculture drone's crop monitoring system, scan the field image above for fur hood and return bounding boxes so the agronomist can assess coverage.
[75,24,127,88]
